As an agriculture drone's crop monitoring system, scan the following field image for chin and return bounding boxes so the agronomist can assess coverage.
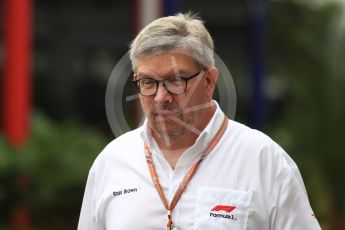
[152,124,186,140]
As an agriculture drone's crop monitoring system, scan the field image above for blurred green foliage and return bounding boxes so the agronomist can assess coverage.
[0,113,107,229]
[266,1,345,228]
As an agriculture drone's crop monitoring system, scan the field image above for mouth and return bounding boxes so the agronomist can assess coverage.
[154,110,182,118]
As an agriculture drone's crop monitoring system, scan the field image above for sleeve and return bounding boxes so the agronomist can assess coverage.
[270,159,321,230]
[77,166,105,230]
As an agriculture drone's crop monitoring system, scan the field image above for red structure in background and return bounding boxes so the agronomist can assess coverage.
[2,0,33,228]
[2,0,33,148]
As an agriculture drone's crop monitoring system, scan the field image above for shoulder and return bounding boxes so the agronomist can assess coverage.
[107,125,143,151]
[227,120,300,180]
[227,120,273,147]
[225,120,278,157]
[90,126,144,173]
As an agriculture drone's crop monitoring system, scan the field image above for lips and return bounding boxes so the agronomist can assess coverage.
[151,103,183,120]
[155,110,181,116]
[153,110,183,122]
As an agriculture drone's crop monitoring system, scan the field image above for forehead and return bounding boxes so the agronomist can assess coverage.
[136,50,199,76]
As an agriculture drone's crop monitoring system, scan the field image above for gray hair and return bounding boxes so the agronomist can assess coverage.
[129,12,215,71]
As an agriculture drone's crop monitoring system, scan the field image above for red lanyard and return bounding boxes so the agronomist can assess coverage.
[144,114,228,230]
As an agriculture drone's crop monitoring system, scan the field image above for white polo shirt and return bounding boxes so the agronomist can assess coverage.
[78,102,321,230]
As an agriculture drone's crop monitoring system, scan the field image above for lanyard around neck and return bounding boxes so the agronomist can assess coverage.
[144,114,228,229]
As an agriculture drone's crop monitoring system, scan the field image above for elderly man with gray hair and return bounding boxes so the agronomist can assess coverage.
[78,13,321,230]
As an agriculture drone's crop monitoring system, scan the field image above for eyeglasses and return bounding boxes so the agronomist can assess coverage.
[133,69,205,96]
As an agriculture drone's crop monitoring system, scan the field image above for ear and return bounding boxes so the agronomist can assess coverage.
[204,67,219,98]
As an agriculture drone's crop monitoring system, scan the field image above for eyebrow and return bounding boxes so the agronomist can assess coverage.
[136,70,189,79]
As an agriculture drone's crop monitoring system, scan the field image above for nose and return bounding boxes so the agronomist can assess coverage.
[154,82,173,104]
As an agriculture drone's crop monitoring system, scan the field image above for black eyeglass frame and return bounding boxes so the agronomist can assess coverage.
[132,69,206,96]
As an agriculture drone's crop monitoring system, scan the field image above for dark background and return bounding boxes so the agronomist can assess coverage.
[1,0,344,229]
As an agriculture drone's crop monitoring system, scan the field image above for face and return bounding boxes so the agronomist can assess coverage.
[135,50,218,142]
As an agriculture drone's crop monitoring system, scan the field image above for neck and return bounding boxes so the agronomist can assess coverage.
[152,102,216,168]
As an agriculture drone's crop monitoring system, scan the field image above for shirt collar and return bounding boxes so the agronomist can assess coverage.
[140,100,225,167]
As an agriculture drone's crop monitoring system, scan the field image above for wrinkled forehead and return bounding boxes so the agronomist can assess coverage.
[136,49,201,76]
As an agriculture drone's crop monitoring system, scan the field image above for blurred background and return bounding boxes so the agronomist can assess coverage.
[0,0,344,229]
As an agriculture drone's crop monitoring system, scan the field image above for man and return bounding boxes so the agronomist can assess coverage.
[78,13,321,230]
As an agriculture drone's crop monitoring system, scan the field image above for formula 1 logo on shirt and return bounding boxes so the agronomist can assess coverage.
[209,205,237,220]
